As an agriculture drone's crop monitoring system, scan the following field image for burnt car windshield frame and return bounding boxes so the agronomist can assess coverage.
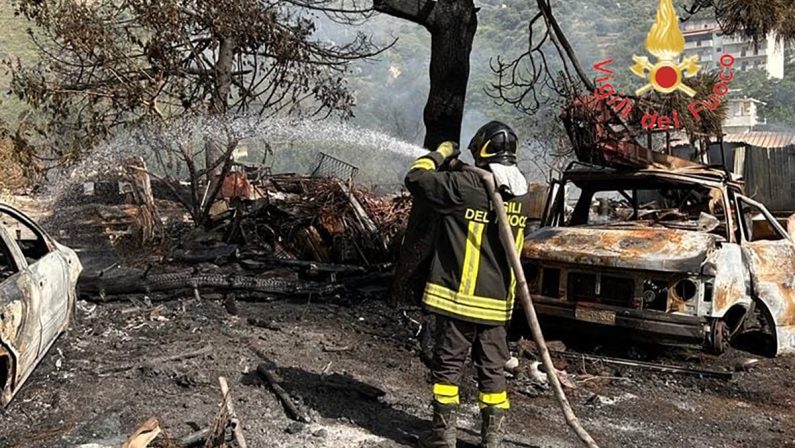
[550,173,733,240]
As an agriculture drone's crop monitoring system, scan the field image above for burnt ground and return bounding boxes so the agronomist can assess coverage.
[1,197,795,448]
[1,283,795,448]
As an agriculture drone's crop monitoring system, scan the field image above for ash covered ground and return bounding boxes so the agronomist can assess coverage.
[2,289,795,448]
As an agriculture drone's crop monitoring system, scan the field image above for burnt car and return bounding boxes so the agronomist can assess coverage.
[0,204,82,406]
[522,164,795,355]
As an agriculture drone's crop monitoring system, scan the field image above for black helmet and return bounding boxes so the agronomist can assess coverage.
[468,121,519,167]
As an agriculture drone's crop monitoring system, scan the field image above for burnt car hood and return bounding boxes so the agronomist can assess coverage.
[522,227,720,273]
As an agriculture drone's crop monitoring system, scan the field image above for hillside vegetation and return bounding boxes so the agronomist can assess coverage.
[0,1,38,127]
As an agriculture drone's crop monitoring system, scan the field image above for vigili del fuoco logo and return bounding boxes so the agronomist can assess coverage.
[590,0,737,131]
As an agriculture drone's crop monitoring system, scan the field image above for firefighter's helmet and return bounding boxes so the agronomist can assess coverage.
[468,121,518,167]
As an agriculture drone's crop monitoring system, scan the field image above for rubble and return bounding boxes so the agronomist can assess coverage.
[52,157,161,246]
[555,352,734,380]
[8,147,794,448]
[52,155,411,276]
[97,345,212,376]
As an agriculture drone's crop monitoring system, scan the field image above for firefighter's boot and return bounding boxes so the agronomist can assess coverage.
[418,402,457,448]
[480,405,507,448]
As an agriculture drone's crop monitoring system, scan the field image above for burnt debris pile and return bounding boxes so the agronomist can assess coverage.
[73,159,413,305]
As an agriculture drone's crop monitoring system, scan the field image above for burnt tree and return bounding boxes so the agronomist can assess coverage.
[295,0,478,147]
[374,0,477,150]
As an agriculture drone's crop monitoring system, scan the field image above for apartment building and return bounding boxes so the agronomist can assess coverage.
[724,97,767,134]
[681,18,785,79]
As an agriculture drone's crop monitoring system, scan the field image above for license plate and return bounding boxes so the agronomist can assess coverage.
[575,307,616,325]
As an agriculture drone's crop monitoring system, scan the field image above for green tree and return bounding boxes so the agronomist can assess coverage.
[732,68,795,129]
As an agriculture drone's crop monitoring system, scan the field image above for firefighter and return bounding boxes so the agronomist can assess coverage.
[405,121,532,448]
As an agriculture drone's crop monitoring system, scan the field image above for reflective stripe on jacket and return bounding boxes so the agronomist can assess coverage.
[404,152,533,326]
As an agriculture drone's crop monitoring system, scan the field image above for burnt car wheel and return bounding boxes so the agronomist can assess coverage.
[707,319,731,355]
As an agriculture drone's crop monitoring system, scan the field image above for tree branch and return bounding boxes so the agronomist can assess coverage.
[537,0,594,91]
[373,0,436,28]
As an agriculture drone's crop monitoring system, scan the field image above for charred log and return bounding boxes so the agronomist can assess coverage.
[79,269,334,301]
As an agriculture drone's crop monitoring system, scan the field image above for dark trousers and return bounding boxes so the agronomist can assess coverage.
[432,315,509,394]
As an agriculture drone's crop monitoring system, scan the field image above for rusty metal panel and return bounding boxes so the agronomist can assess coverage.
[526,183,549,221]
[705,244,751,318]
[735,194,795,355]
[218,171,255,200]
[744,241,795,356]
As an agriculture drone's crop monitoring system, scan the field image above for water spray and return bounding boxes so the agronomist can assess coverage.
[45,115,426,205]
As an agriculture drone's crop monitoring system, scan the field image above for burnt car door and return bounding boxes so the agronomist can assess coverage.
[0,208,69,351]
[735,195,795,356]
[0,223,42,405]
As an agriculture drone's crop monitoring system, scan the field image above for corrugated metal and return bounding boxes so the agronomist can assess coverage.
[723,132,795,149]
[744,146,795,212]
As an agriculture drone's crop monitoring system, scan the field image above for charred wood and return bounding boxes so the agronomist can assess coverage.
[556,352,733,380]
[256,364,311,423]
[282,260,366,274]
[79,269,335,301]
[99,345,212,375]
[247,317,282,331]
[171,244,239,264]
[218,376,248,448]
[179,428,209,447]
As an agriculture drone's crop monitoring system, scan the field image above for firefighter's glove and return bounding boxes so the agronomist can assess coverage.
[435,141,460,162]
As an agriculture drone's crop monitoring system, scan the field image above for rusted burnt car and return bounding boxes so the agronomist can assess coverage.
[0,204,82,406]
[522,164,795,355]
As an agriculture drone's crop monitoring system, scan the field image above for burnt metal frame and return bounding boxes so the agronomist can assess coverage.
[310,152,360,182]
[546,169,739,243]
[735,195,793,243]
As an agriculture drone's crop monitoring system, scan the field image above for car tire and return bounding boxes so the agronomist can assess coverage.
[707,319,731,355]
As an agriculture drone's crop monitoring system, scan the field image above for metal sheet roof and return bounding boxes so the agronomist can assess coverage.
[722,132,795,149]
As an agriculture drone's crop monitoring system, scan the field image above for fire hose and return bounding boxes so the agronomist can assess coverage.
[463,164,600,448]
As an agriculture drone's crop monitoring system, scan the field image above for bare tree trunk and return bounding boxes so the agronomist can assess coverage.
[538,0,594,91]
[422,0,477,149]
[198,36,237,227]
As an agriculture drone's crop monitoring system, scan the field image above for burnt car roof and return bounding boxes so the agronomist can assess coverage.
[563,164,744,190]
